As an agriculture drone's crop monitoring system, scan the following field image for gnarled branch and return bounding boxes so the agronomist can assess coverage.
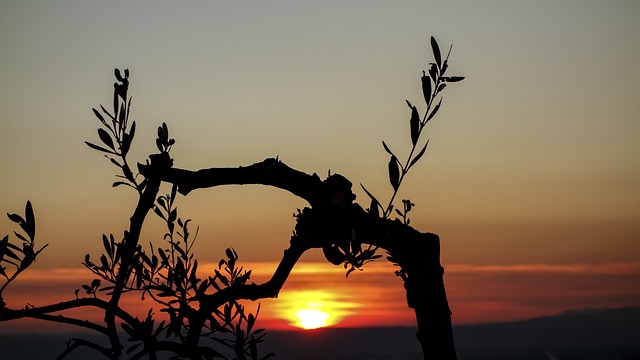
[148,157,455,359]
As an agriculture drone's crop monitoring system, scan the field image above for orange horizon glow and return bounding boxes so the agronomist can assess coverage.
[2,260,640,334]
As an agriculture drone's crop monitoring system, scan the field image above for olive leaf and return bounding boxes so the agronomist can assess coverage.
[388,155,401,191]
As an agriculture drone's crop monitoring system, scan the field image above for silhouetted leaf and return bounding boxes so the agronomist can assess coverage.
[126,97,132,128]
[4,247,20,261]
[421,72,432,105]
[157,197,167,210]
[408,140,429,169]
[395,209,403,217]
[7,213,24,224]
[121,323,136,337]
[92,108,108,127]
[109,158,122,168]
[429,63,438,85]
[124,69,129,78]
[97,128,114,150]
[118,102,126,124]
[102,234,110,255]
[405,99,414,109]
[161,123,169,142]
[127,120,136,145]
[360,184,382,212]
[91,279,101,289]
[410,104,420,146]
[114,68,123,82]
[381,141,394,157]
[113,86,119,115]
[369,198,380,217]
[168,209,177,223]
[152,208,165,223]
[426,98,442,123]
[13,231,26,242]
[121,122,134,156]
[140,251,152,267]
[216,269,229,286]
[431,36,442,68]
[345,266,357,278]
[437,83,447,92]
[388,155,401,191]
[85,141,116,155]
[170,183,177,204]
[24,201,35,240]
[442,44,453,75]
[99,105,114,120]
[112,181,129,188]
[323,245,344,265]
[82,284,92,294]
[443,76,465,82]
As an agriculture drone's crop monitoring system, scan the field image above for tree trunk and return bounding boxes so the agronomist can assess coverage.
[396,232,457,360]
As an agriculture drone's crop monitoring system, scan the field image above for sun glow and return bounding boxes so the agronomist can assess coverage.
[274,290,357,330]
[295,308,330,329]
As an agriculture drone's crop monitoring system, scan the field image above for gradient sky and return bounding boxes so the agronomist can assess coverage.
[1,1,639,333]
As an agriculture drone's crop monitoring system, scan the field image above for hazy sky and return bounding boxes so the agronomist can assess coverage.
[1,1,639,330]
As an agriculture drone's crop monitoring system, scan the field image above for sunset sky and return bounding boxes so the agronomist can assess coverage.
[1,1,639,334]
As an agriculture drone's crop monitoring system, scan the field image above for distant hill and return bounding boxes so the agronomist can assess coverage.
[452,306,640,360]
[263,306,640,360]
[1,306,638,359]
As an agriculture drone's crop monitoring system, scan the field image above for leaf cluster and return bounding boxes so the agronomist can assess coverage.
[0,201,48,305]
[81,179,271,359]
[86,68,144,192]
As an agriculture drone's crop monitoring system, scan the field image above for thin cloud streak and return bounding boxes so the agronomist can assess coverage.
[446,262,640,275]
[2,261,639,332]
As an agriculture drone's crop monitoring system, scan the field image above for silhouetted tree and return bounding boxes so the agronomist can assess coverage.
[0,37,463,359]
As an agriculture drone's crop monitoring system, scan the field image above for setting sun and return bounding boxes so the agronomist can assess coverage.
[295,308,330,329]
[273,290,357,330]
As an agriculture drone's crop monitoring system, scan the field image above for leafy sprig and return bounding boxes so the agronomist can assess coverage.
[86,68,143,192]
[362,36,464,220]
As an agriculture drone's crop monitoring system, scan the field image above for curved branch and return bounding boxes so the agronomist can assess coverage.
[144,158,338,207]
[185,237,310,346]
[0,297,138,330]
[204,236,309,306]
